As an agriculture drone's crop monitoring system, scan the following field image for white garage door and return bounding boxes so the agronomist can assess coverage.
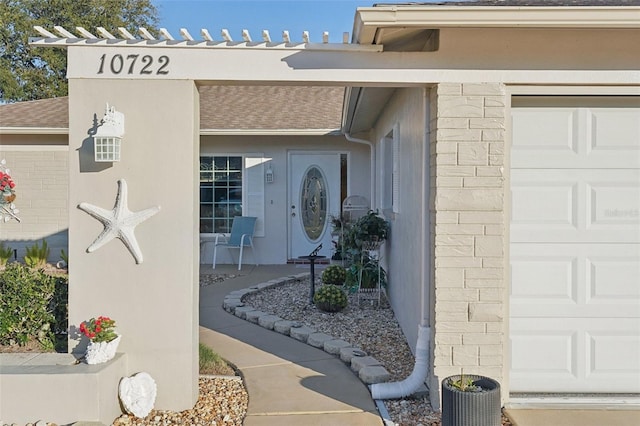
[510,97,640,393]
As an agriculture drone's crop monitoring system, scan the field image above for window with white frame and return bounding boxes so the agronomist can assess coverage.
[199,155,265,235]
[381,127,399,214]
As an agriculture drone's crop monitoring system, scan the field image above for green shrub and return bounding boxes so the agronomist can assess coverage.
[24,239,50,269]
[313,284,348,312]
[321,265,346,285]
[50,274,68,351]
[0,242,12,267]
[0,262,56,347]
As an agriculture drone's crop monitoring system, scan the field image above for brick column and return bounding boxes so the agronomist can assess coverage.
[428,83,507,408]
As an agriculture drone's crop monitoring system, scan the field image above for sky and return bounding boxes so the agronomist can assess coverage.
[152,0,413,44]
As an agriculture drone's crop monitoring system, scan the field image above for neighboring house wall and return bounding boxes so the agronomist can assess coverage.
[0,134,69,262]
[370,87,430,352]
[199,134,370,265]
[428,83,508,407]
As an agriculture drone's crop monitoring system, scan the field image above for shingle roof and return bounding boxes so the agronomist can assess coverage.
[0,97,69,129]
[0,86,345,132]
[199,86,344,130]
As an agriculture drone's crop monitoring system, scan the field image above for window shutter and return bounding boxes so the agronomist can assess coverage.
[245,156,265,237]
[392,133,400,213]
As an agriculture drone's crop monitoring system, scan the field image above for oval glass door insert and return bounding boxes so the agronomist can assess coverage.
[300,166,327,241]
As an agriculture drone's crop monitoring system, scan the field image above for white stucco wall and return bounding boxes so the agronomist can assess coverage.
[199,134,370,265]
[67,78,200,411]
[370,87,430,352]
[0,134,68,262]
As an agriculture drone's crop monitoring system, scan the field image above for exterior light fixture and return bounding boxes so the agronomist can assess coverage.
[265,163,274,183]
[94,103,125,162]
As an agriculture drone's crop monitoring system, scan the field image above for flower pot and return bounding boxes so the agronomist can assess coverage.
[315,301,344,312]
[441,375,501,426]
[85,334,121,364]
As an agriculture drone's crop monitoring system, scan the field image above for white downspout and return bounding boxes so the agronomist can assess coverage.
[370,88,432,400]
[371,324,430,399]
[344,132,375,208]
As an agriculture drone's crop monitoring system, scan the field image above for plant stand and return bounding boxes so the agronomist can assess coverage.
[357,240,383,306]
[441,375,501,426]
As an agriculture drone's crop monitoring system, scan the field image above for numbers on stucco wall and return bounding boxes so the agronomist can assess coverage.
[97,54,170,75]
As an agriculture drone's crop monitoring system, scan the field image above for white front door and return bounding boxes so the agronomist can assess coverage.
[510,97,640,393]
[288,152,341,259]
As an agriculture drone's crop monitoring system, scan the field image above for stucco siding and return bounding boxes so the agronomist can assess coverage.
[371,87,429,352]
[0,135,69,262]
[67,78,200,411]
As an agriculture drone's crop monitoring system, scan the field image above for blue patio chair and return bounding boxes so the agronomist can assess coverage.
[213,216,258,270]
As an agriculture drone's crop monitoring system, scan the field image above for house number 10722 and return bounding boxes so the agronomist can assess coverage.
[97,54,170,75]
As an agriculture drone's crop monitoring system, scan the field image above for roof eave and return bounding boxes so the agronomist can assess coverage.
[200,128,343,136]
[354,6,640,44]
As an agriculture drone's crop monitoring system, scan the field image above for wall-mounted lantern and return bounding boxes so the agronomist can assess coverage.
[265,163,274,183]
[94,103,125,162]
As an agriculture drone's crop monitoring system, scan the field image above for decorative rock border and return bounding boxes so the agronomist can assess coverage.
[222,273,391,385]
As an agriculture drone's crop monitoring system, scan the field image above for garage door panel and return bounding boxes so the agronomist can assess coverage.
[511,255,577,303]
[510,319,640,393]
[510,329,577,384]
[511,181,576,227]
[511,243,640,318]
[588,332,640,378]
[590,182,640,229]
[512,99,640,169]
[512,107,577,151]
[511,169,640,243]
[591,108,640,152]
[589,256,640,304]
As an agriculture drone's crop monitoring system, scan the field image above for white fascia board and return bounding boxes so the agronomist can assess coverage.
[0,127,68,135]
[200,128,342,136]
[354,6,640,44]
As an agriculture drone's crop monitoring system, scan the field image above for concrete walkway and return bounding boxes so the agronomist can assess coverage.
[198,264,383,426]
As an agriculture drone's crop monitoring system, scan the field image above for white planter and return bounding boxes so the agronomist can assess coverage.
[85,334,121,365]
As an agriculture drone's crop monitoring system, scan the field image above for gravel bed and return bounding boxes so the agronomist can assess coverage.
[244,277,513,426]
[112,376,248,426]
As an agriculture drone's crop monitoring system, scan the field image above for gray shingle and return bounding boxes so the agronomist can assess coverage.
[0,86,345,131]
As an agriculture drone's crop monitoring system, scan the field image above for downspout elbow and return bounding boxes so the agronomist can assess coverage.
[370,325,431,400]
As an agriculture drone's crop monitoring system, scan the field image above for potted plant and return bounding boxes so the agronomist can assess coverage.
[441,374,501,426]
[79,316,121,364]
[321,265,346,286]
[313,284,348,312]
[351,210,390,245]
[345,259,387,290]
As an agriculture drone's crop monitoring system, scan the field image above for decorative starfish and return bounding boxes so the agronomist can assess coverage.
[78,179,160,264]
